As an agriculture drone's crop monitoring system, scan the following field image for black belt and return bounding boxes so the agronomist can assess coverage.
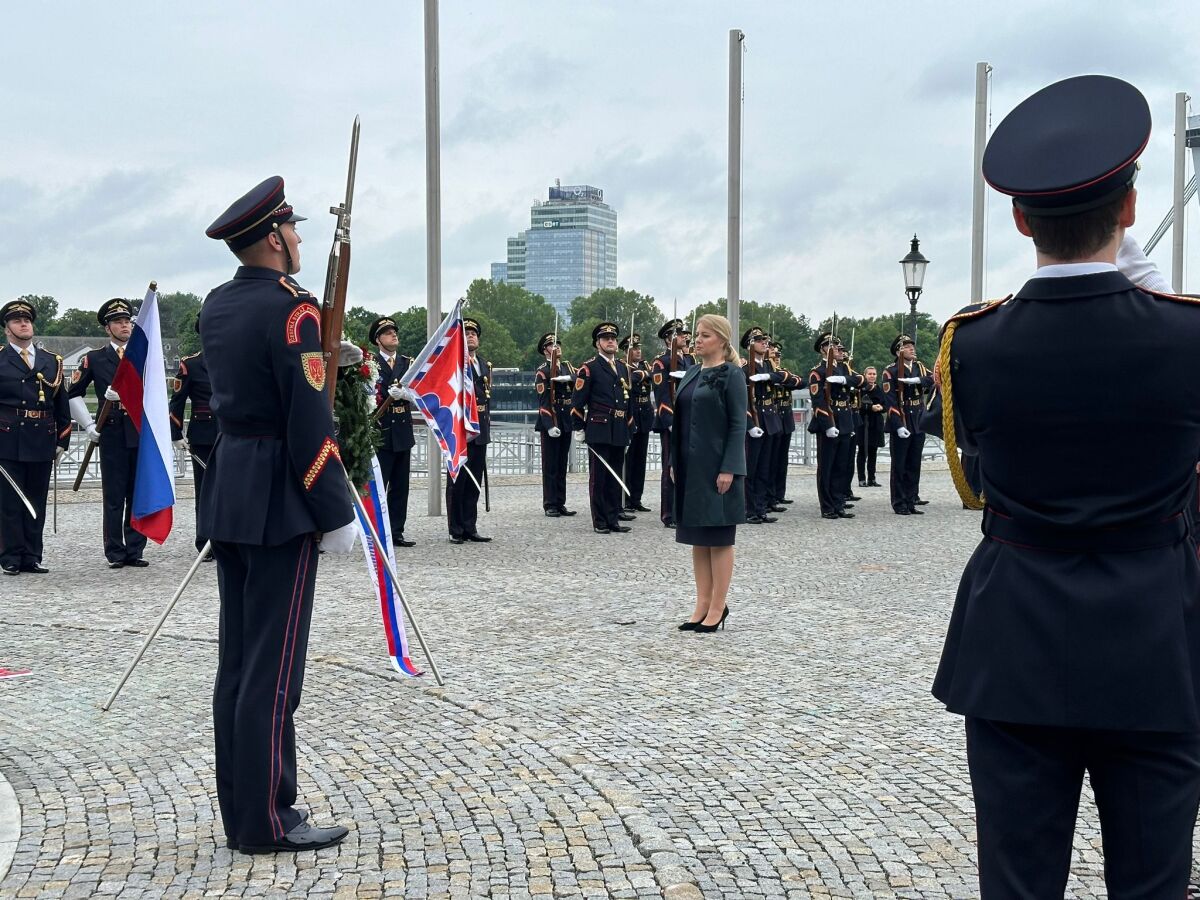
[982,507,1188,553]
[0,405,50,419]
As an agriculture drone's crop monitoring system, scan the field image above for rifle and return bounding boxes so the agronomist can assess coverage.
[320,116,361,412]
[748,340,760,431]
[547,312,559,415]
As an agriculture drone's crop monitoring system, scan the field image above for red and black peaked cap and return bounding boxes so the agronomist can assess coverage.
[983,75,1150,217]
[206,176,307,251]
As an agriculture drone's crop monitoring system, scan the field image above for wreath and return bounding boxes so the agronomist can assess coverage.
[334,347,383,488]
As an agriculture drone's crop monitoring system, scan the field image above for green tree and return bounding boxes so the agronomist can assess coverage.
[690,299,814,373]
[342,305,379,346]
[44,307,105,337]
[389,307,432,358]
[808,311,942,375]
[562,287,664,366]
[17,294,58,330]
[463,279,557,369]
[467,309,521,368]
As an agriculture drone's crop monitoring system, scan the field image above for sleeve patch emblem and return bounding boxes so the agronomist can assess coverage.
[172,378,182,392]
[574,377,585,391]
[303,437,342,491]
[301,352,326,392]
[286,303,322,346]
[536,381,544,394]
[809,383,818,395]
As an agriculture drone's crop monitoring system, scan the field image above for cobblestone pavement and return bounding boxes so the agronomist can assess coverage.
[1,465,1191,898]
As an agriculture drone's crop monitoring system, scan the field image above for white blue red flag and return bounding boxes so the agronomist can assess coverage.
[353,457,422,676]
[111,285,175,543]
[398,298,479,480]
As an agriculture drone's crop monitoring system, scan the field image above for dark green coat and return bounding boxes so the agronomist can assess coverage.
[670,361,748,527]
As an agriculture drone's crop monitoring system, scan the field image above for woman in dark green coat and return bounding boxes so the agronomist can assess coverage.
[669,314,747,633]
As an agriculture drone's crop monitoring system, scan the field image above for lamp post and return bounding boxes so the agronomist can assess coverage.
[899,234,929,343]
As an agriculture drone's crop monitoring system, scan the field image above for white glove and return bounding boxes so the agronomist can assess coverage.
[173,438,188,452]
[897,427,912,439]
[387,384,404,401]
[900,377,922,385]
[669,371,686,379]
[55,446,66,461]
[825,427,839,439]
[748,426,764,438]
[1117,232,1172,292]
[338,341,363,367]
[319,521,357,554]
[548,426,562,438]
[749,373,772,382]
[104,386,120,402]
[825,375,846,385]
[86,424,101,443]
[552,375,572,382]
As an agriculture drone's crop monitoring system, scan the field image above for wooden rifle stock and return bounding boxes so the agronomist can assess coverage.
[320,116,361,413]
[72,399,113,491]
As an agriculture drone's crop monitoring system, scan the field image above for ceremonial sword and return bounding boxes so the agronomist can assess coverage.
[0,461,36,518]
[588,445,631,498]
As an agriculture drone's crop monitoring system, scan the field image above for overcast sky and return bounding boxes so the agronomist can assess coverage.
[2,1,1197,326]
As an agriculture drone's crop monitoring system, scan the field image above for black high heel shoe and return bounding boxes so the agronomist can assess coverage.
[678,619,703,631]
[694,607,729,633]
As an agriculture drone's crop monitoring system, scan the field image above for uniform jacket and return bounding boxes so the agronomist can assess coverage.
[741,356,786,435]
[469,355,492,446]
[68,344,139,448]
[774,365,803,435]
[881,359,934,433]
[807,361,863,434]
[169,352,217,446]
[858,381,886,448]
[571,355,632,447]
[626,359,654,434]
[0,344,71,462]
[670,362,748,527]
[933,271,1200,731]
[534,358,575,433]
[375,353,416,452]
[196,265,353,545]
[651,351,695,432]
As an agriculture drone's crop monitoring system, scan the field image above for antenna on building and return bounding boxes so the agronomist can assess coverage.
[555,178,561,188]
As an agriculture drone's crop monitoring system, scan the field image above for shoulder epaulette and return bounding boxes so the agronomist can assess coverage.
[939,295,1011,338]
[181,351,200,361]
[277,277,315,299]
[1137,287,1200,306]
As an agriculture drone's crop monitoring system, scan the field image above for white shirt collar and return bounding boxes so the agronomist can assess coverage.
[111,341,126,353]
[1031,261,1118,279]
[9,343,34,361]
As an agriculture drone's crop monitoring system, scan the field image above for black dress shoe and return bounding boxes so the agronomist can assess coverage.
[847,494,863,502]
[663,521,676,528]
[202,552,215,562]
[746,516,763,524]
[778,498,794,504]
[108,561,125,569]
[544,509,563,517]
[768,504,786,512]
[20,563,49,574]
[609,524,631,533]
[761,515,778,523]
[617,512,636,521]
[465,532,492,542]
[908,507,925,515]
[858,479,867,487]
[867,481,883,487]
[1,564,18,576]
[836,511,856,518]
[842,503,855,510]
[126,559,150,568]
[632,503,652,512]
[393,536,416,548]
[558,508,577,516]
[239,821,350,855]
[894,508,911,515]
[914,499,929,506]
[448,535,465,544]
[821,512,839,520]
[593,526,611,535]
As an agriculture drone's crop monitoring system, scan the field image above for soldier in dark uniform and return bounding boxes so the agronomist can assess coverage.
[831,340,863,511]
[766,340,801,509]
[200,175,356,854]
[169,316,217,556]
[855,366,885,488]
[740,327,784,524]
[807,332,862,520]
[447,317,491,543]
[67,298,149,568]
[651,319,693,527]
[368,316,416,547]
[572,322,633,534]
[932,75,1200,897]
[621,333,653,513]
[533,332,575,517]
[0,300,70,575]
[881,334,934,515]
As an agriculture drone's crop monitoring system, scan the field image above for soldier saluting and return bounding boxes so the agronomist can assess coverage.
[932,75,1200,896]
[200,175,357,854]
[0,300,70,575]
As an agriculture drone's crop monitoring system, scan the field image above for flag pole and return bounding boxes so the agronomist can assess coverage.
[343,470,444,686]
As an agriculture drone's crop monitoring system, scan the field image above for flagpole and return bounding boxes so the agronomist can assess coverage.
[344,471,444,685]
[424,0,444,518]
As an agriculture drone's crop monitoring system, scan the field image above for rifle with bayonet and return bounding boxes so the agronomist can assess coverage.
[320,116,361,412]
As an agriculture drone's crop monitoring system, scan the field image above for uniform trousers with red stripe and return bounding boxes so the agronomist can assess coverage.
[211,534,318,846]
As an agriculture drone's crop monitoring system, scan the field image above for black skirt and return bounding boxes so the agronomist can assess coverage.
[673,376,736,547]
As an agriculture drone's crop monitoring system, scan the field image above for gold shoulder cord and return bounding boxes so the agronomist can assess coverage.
[937,322,984,510]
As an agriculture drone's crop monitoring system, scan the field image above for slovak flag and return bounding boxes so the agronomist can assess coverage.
[398,298,479,480]
[111,284,176,543]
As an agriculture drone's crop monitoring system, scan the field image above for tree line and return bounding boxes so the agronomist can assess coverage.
[16,283,942,376]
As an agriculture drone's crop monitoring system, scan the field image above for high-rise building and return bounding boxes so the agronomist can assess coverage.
[490,262,508,283]
[500,183,617,318]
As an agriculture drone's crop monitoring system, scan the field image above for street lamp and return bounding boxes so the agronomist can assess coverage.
[899,234,929,341]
